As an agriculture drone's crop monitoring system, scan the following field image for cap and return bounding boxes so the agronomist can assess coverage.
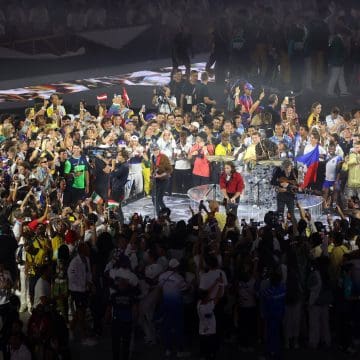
[244,82,254,90]
[190,121,200,130]
[150,143,160,151]
[130,135,139,141]
[169,258,180,269]
[145,113,156,121]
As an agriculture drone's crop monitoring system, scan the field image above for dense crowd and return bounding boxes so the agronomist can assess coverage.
[0,56,359,360]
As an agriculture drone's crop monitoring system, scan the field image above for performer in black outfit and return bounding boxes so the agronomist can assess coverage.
[271,159,298,218]
[109,149,129,224]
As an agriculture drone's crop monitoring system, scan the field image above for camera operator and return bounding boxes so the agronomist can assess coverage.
[92,150,115,202]
[109,149,129,225]
[152,86,177,114]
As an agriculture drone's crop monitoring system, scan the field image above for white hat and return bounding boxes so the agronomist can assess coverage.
[169,258,180,269]
[145,264,163,280]
[131,135,139,141]
[190,121,200,130]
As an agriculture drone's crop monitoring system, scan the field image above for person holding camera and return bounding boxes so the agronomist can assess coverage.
[109,149,129,225]
[152,86,177,114]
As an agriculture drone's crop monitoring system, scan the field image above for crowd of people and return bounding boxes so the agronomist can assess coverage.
[0,58,359,360]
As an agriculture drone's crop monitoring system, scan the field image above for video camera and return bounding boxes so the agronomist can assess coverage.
[84,146,118,159]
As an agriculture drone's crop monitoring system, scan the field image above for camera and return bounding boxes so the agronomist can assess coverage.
[154,87,166,97]
[84,146,118,159]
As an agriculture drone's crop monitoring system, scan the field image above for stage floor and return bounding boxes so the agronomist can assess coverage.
[122,193,325,224]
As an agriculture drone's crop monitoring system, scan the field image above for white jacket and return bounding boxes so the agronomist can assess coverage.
[67,254,92,292]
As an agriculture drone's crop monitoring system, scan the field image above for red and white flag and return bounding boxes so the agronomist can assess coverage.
[96,93,108,101]
[122,87,131,106]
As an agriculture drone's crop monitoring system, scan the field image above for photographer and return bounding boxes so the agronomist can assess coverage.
[152,86,177,114]
[92,150,114,202]
[109,149,129,225]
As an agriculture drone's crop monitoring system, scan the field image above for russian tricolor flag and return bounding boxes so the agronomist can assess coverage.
[296,145,319,188]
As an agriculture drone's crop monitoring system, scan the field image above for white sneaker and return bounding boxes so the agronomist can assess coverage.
[81,338,97,346]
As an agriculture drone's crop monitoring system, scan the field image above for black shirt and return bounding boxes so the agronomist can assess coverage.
[339,139,353,156]
[194,83,210,105]
[264,105,281,129]
[111,286,139,322]
[181,80,198,112]
[168,80,184,106]
[271,167,298,196]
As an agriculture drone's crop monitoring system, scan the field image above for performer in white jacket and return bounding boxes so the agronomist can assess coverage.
[67,243,94,345]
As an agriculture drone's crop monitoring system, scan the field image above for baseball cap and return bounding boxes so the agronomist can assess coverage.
[190,121,200,130]
[244,82,254,90]
[145,113,156,121]
[130,135,139,141]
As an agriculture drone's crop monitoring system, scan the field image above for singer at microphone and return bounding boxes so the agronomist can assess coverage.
[219,161,245,215]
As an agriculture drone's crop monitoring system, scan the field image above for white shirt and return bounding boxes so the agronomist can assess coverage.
[34,277,51,308]
[199,269,228,299]
[304,143,326,161]
[67,254,92,292]
[157,137,176,163]
[109,267,139,288]
[174,143,192,170]
[197,300,216,335]
[325,155,342,181]
[10,343,32,360]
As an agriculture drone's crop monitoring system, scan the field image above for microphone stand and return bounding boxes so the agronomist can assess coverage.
[251,179,262,208]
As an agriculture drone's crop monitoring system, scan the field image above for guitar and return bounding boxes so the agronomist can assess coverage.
[277,177,299,194]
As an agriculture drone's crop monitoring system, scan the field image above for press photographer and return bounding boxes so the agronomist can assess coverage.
[152,86,177,114]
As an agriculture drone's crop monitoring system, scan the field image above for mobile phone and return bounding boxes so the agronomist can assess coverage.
[141,104,146,112]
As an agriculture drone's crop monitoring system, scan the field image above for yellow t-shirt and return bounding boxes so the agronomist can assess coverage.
[215,143,232,156]
[203,212,227,231]
[307,113,319,128]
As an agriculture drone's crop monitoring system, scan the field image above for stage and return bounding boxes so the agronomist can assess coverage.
[122,186,324,224]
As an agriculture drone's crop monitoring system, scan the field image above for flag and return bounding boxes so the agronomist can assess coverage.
[91,191,103,205]
[107,199,119,209]
[296,145,319,188]
[96,94,107,101]
[122,87,131,106]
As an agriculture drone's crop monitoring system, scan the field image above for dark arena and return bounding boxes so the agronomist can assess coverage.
[1,1,360,360]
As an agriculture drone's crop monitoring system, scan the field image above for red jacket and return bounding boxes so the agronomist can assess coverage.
[219,171,245,195]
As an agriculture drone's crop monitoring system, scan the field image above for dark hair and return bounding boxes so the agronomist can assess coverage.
[268,94,278,105]
[224,161,236,174]
[201,72,209,82]
[300,125,309,132]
